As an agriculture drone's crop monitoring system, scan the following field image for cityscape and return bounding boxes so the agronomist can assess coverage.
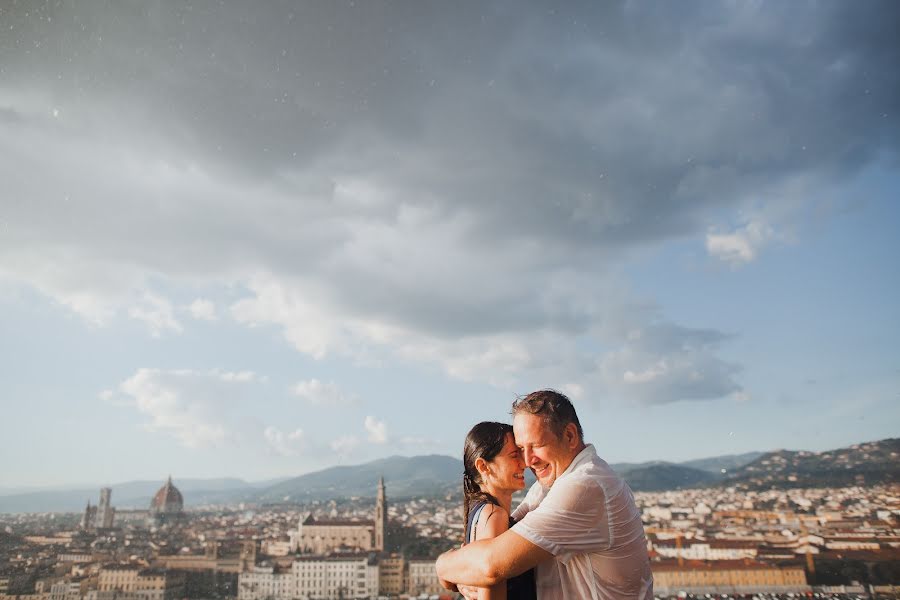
[3,2,900,600]
[1,444,898,600]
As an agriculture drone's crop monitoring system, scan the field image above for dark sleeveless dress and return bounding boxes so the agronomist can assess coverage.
[466,501,537,600]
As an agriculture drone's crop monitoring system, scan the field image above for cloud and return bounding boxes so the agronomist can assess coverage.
[3,2,898,404]
[114,368,257,448]
[330,435,360,456]
[127,292,182,337]
[560,383,586,401]
[264,426,305,457]
[218,370,257,383]
[188,298,217,321]
[598,323,742,404]
[706,218,777,266]
[364,416,389,444]
[290,379,355,405]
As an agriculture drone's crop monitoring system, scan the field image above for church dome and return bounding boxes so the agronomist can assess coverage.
[150,476,184,514]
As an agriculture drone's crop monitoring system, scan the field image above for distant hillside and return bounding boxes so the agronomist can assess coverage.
[681,451,764,474]
[3,440,895,513]
[255,455,464,502]
[619,463,722,492]
[608,452,762,492]
[0,478,256,514]
[723,439,900,489]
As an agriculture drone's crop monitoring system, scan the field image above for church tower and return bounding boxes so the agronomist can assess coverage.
[375,476,387,551]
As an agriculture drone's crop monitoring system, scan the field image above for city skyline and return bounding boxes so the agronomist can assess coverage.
[1,2,899,488]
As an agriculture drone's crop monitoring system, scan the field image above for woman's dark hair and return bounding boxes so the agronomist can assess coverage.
[462,421,513,541]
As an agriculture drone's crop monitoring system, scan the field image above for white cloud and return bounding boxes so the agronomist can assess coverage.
[127,292,182,337]
[218,370,257,383]
[560,383,585,401]
[290,379,354,405]
[732,390,751,403]
[330,435,360,456]
[264,426,305,456]
[623,361,669,384]
[7,2,881,408]
[597,323,742,405]
[188,298,217,321]
[364,416,389,444]
[115,368,256,448]
[706,218,776,266]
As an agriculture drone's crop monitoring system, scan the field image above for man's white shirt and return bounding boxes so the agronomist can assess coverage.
[511,444,654,600]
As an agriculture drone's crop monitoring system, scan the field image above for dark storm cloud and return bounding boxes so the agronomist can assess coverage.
[1,0,898,402]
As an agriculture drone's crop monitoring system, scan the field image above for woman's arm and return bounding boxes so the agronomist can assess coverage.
[474,504,508,600]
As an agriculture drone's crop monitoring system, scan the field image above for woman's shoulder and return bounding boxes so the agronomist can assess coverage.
[474,501,510,540]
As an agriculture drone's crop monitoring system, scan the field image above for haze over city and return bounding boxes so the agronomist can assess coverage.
[1,1,898,490]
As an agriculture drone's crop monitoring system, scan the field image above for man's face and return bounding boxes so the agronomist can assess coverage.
[513,413,576,487]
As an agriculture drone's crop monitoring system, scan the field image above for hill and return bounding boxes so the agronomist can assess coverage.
[618,463,722,492]
[2,440,895,513]
[255,455,464,502]
[0,478,257,514]
[723,438,900,489]
[680,451,764,474]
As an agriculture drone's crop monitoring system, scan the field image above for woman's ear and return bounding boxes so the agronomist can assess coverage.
[474,457,490,479]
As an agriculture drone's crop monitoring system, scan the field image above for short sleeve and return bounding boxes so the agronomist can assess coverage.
[511,474,609,561]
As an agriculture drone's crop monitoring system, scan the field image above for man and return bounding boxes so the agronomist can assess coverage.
[436,390,653,600]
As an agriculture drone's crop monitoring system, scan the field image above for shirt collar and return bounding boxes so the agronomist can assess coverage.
[548,443,596,489]
[566,443,596,473]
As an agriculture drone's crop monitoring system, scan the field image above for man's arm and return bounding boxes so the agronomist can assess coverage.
[435,529,553,588]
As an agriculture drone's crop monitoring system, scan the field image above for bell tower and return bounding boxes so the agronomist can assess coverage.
[375,476,387,551]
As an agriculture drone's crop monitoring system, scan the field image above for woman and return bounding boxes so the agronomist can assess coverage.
[462,421,536,600]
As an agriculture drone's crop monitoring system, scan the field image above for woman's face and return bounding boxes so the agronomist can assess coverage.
[487,432,527,491]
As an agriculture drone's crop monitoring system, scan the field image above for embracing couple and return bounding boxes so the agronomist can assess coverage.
[436,389,654,600]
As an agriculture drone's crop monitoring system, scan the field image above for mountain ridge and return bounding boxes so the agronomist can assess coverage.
[1,439,894,513]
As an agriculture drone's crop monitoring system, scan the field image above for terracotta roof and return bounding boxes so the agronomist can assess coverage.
[151,476,184,513]
[652,558,804,571]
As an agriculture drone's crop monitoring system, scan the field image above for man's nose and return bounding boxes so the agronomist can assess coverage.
[522,448,535,466]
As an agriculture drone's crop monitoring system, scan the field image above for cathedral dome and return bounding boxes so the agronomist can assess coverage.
[150,476,184,514]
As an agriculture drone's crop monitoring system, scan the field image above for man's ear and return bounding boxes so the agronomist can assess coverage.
[564,423,579,449]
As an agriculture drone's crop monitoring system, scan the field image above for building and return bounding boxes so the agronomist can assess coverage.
[238,554,379,600]
[378,554,405,596]
[80,488,116,530]
[652,559,809,595]
[96,488,115,529]
[49,579,89,600]
[654,539,759,561]
[79,502,97,531]
[149,476,184,519]
[295,478,387,555]
[156,541,254,574]
[375,477,386,552]
[407,559,442,596]
[294,554,379,600]
[297,514,375,554]
[96,565,185,600]
[237,563,293,600]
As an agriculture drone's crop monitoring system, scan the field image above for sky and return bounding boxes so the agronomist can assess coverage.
[1,1,898,490]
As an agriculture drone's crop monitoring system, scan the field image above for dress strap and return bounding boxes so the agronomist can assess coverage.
[466,502,488,544]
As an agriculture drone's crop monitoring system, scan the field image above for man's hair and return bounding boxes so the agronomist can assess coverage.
[511,389,584,442]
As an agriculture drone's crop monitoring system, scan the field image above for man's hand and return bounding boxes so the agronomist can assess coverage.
[457,583,480,599]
